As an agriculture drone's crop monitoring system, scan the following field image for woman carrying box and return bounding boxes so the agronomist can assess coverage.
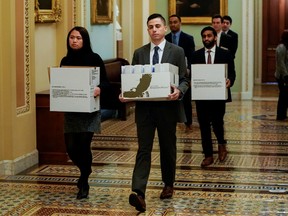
[60,26,109,199]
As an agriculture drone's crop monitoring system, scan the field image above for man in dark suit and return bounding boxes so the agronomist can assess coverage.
[212,14,235,58]
[222,15,238,58]
[120,13,189,212]
[191,26,236,167]
[166,14,195,131]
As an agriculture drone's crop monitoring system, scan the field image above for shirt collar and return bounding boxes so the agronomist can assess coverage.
[173,31,181,37]
[205,45,216,53]
[151,40,166,51]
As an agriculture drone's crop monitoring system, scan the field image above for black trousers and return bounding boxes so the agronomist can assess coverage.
[183,86,192,126]
[195,100,226,157]
[276,79,288,119]
[132,109,177,197]
[64,132,94,178]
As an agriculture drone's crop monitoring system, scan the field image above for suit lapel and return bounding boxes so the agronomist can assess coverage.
[214,47,224,63]
[178,32,183,47]
[161,43,171,63]
[199,48,206,63]
[143,44,151,64]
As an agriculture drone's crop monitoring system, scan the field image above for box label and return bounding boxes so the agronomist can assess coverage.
[191,64,227,100]
[50,67,100,112]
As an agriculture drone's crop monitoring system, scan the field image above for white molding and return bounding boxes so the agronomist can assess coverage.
[142,1,149,44]
[122,0,134,62]
[0,150,38,175]
[241,0,254,100]
[239,91,253,100]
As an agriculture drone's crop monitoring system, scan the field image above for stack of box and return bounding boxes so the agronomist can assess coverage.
[121,63,179,100]
[49,67,100,112]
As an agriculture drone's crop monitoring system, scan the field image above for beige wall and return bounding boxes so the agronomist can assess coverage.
[0,0,37,175]
[0,0,75,175]
[35,0,74,93]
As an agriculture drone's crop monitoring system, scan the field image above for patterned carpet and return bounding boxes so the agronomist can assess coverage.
[1,99,288,215]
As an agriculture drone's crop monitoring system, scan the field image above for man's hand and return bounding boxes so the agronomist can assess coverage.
[168,85,181,100]
[226,79,231,88]
[119,93,128,103]
[94,87,101,98]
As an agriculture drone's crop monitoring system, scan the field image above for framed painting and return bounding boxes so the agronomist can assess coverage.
[169,0,228,24]
[34,0,62,23]
[91,0,113,24]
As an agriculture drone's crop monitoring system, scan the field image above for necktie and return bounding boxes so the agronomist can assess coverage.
[173,34,177,45]
[153,46,159,65]
[207,50,212,64]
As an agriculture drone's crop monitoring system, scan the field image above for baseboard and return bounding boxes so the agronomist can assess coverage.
[0,150,38,175]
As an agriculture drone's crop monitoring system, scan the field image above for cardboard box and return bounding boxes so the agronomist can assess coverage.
[49,67,100,112]
[191,64,227,100]
[121,63,179,101]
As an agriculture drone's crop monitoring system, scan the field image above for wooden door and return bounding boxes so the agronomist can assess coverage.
[262,0,288,82]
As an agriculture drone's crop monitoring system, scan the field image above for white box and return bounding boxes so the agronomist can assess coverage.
[121,64,179,101]
[191,64,227,100]
[154,63,178,74]
[49,67,100,112]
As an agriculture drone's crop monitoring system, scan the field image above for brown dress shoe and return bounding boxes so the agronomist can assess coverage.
[129,193,146,212]
[201,157,214,167]
[185,125,192,132]
[218,145,228,162]
[160,186,174,199]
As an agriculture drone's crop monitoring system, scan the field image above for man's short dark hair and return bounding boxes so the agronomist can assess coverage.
[201,26,217,37]
[212,14,223,23]
[147,13,166,25]
[169,14,181,22]
[223,15,232,24]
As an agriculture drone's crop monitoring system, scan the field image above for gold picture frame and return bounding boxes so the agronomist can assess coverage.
[34,0,62,23]
[91,0,113,24]
[169,0,228,24]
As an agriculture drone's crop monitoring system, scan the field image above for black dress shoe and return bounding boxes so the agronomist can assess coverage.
[277,116,287,120]
[77,176,83,189]
[160,186,174,199]
[129,193,146,212]
[76,184,90,199]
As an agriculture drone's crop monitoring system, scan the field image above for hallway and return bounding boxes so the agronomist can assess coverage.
[1,85,288,215]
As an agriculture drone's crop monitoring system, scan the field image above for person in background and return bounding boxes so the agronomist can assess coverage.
[191,26,236,167]
[119,13,189,212]
[212,14,234,58]
[222,15,238,58]
[166,14,195,131]
[60,26,109,199]
[275,30,288,120]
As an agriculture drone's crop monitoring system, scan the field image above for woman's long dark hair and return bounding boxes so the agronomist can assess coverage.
[280,29,288,49]
[66,26,93,56]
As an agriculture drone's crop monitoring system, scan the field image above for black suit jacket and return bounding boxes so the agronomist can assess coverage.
[226,29,238,58]
[219,31,238,59]
[191,46,236,102]
[165,31,195,71]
